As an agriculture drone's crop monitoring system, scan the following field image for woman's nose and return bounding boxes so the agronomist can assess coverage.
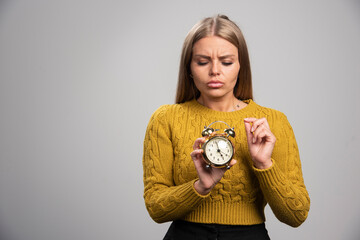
[210,62,220,76]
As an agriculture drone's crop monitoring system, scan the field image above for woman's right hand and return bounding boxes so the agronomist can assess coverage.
[191,137,237,195]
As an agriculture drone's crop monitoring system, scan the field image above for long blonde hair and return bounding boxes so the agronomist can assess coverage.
[175,15,253,103]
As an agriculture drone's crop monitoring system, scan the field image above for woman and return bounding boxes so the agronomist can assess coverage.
[143,15,310,240]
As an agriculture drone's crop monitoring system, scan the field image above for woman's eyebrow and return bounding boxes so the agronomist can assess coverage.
[193,54,236,60]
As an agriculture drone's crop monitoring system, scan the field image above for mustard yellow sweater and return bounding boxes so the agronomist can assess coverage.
[143,99,310,227]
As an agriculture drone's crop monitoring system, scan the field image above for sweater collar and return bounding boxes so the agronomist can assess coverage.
[186,98,258,119]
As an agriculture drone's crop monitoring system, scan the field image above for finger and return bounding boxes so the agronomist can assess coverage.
[252,125,275,144]
[253,128,266,144]
[258,117,270,129]
[244,120,254,144]
[190,148,204,159]
[250,118,270,133]
[245,118,268,144]
[252,124,266,143]
[193,137,206,150]
[244,117,257,131]
[228,159,237,167]
[244,117,257,123]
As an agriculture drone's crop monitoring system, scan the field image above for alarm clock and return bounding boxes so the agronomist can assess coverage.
[200,121,235,169]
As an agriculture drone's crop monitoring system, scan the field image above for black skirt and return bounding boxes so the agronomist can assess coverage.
[163,220,270,240]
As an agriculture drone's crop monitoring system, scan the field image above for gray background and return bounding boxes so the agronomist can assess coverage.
[0,0,359,239]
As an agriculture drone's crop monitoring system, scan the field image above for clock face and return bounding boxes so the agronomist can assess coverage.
[202,136,233,166]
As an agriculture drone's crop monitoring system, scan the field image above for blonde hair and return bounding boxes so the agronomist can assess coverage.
[175,15,253,103]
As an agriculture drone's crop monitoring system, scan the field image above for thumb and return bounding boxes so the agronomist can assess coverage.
[229,159,237,167]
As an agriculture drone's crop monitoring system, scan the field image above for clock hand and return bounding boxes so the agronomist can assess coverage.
[215,140,220,150]
[216,149,224,160]
[215,140,228,160]
[215,140,227,155]
[214,140,222,155]
[219,150,227,156]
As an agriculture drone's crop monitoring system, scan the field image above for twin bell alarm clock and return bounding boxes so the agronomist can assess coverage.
[200,121,235,169]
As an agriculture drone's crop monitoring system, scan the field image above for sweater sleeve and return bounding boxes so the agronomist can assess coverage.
[142,106,208,223]
[252,114,310,227]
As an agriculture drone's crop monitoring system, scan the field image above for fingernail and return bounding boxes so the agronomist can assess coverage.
[251,127,254,132]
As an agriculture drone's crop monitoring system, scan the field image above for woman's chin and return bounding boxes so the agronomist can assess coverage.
[201,90,233,100]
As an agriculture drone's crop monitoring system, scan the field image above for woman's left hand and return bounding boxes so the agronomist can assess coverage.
[244,118,276,169]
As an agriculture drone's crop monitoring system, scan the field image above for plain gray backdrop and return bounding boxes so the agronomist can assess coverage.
[0,0,359,239]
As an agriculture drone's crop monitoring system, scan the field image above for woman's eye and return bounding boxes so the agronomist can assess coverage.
[197,62,208,66]
[222,62,233,66]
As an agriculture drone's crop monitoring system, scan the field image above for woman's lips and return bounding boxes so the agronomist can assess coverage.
[207,81,224,88]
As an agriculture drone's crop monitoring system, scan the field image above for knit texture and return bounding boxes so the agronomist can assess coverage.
[143,99,310,227]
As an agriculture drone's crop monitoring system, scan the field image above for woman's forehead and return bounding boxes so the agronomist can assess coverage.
[192,36,238,57]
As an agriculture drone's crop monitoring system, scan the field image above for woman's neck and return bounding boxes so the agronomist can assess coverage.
[197,95,246,112]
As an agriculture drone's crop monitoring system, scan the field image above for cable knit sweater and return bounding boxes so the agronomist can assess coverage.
[143,99,310,227]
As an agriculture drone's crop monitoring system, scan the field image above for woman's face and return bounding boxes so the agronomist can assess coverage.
[190,36,240,100]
